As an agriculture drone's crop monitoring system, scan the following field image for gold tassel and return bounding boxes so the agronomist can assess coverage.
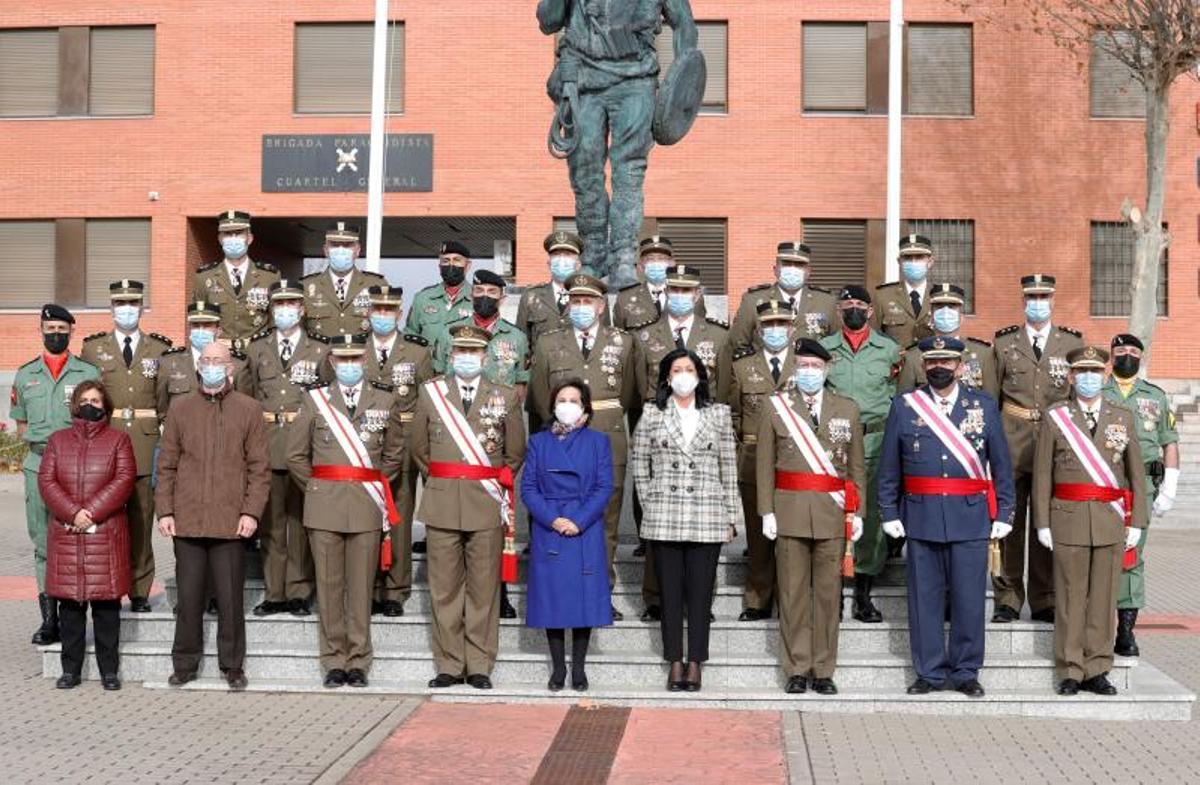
[988,539,1002,577]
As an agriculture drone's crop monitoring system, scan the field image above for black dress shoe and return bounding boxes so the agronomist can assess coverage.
[632,542,646,557]
[225,668,248,691]
[907,677,942,695]
[991,604,1020,623]
[371,600,383,615]
[428,673,465,688]
[412,539,427,554]
[289,598,312,617]
[56,673,81,689]
[205,598,219,615]
[346,668,368,688]
[641,605,661,622]
[811,677,838,695]
[500,598,518,619]
[324,669,347,688]
[168,671,197,687]
[467,673,493,690]
[953,679,985,698]
[1031,607,1056,624]
[101,673,121,691]
[130,597,152,613]
[380,600,404,617]
[1056,678,1080,696]
[548,673,565,692]
[668,661,686,692]
[685,661,702,692]
[253,600,286,617]
[785,675,808,694]
[610,605,624,622]
[1080,673,1118,695]
[572,672,589,692]
[738,608,768,622]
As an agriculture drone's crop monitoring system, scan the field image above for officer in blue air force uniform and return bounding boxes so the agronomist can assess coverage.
[877,336,1015,697]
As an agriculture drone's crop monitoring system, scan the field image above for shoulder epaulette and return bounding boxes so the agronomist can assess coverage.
[306,330,331,344]
[403,333,428,346]
[363,270,386,280]
[874,330,899,344]
[1059,326,1082,338]
[746,283,772,293]
[18,356,41,370]
[147,332,173,346]
[705,315,729,329]
[416,281,442,293]
[249,327,276,343]
[302,381,329,391]
[732,345,756,362]
[966,336,992,347]
[629,316,659,331]
[196,260,220,273]
[231,349,247,361]
[370,380,395,393]
[618,282,642,293]
[875,281,900,289]
[163,345,187,356]
[542,326,567,339]
[529,281,552,291]
[1141,379,1166,394]
[808,285,830,294]
[83,331,108,342]
[299,270,321,280]
[253,260,278,273]
[995,325,1021,338]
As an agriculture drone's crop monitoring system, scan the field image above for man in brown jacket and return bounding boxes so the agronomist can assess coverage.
[155,342,271,691]
[287,334,406,689]
[412,325,526,689]
[1033,345,1148,696]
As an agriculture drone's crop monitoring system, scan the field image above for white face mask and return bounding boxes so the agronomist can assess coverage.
[670,372,699,397]
[554,401,584,426]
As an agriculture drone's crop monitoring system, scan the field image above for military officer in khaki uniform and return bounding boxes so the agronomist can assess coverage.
[432,270,531,395]
[613,236,704,329]
[528,274,640,617]
[193,210,280,350]
[992,274,1084,623]
[1032,345,1148,696]
[412,325,526,689]
[157,301,251,414]
[728,242,837,350]
[246,280,332,617]
[362,284,434,616]
[80,280,172,611]
[404,240,476,344]
[287,334,405,688]
[301,222,387,339]
[897,283,999,400]
[516,231,584,347]
[871,233,936,348]
[757,338,865,695]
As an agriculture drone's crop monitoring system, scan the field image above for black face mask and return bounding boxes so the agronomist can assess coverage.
[473,296,499,319]
[440,264,466,287]
[842,308,869,330]
[43,332,70,355]
[926,367,956,390]
[1112,354,1140,379]
[78,403,107,422]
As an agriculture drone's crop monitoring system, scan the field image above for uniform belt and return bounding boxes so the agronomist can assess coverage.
[1002,401,1040,421]
[1053,482,1133,525]
[264,411,299,424]
[311,465,400,524]
[775,471,859,512]
[117,408,157,420]
[592,399,622,411]
[863,421,886,435]
[399,412,415,423]
[903,476,998,519]
[740,434,757,444]
[29,444,45,455]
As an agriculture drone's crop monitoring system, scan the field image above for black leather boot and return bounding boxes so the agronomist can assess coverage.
[31,593,60,645]
[851,575,882,623]
[1114,608,1140,657]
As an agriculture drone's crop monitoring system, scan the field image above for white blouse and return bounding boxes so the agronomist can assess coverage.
[673,398,700,447]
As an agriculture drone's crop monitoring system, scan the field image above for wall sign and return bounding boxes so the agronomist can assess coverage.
[262,134,433,192]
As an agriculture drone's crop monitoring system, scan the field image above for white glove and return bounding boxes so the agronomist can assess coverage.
[990,521,1013,540]
[1037,527,1053,551]
[850,516,864,543]
[1153,467,1179,516]
[1125,527,1142,549]
[1153,493,1175,517]
[881,519,905,539]
[761,513,778,541]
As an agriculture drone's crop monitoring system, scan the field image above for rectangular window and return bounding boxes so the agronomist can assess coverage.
[904,219,975,312]
[294,22,405,114]
[0,29,59,117]
[1090,221,1167,316]
[656,21,728,113]
[85,219,151,307]
[906,24,972,116]
[1090,32,1145,118]
[656,218,727,294]
[803,23,867,112]
[0,221,56,307]
[88,26,155,116]
[802,219,867,290]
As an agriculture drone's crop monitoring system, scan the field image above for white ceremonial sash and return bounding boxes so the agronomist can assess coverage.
[1047,406,1127,522]
[769,393,845,508]
[308,387,390,527]
[427,379,508,519]
[903,390,987,481]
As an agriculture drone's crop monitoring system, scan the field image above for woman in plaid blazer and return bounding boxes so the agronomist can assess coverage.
[632,347,742,692]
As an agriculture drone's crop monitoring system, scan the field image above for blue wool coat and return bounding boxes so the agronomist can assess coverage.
[522,426,614,629]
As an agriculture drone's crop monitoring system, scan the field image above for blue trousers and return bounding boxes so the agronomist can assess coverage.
[906,537,988,686]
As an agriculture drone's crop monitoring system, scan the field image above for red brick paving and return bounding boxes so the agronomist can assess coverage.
[0,576,36,600]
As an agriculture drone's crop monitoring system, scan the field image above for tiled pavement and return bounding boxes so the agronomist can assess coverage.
[2,472,1200,783]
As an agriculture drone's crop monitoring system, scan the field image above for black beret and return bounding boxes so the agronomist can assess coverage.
[794,337,831,361]
[838,285,871,304]
[41,303,75,324]
[472,269,506,288]
[1111,333,1144,351]
[439,240,471,258]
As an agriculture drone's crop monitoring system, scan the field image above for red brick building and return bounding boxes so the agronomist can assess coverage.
[1,1,1197,375]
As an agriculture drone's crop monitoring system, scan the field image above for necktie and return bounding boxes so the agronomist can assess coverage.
[1085,411,1098,434]
[336,278,347,303]
[786,296,796,314]
[580,332,591,359]
[123,336,133,367]
[379,346,388,366]
[770,356,781,383]
[805,396,819,429]
[910,289,922,315]
[1032,335,1043,361]
[461,385,474,412]
[940,398,953,417]
[280,338,292,365]
[674,326,686,350]
[232,268,243,295]
[344,387,357,415]
[653,289,664,315]
[557,291,568,313]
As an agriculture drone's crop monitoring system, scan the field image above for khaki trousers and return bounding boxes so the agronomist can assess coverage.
[261,471,314,602]
[602,461,627,589]
[309,528,379,673]
[993,471,1055,613]
[128,475,156,598]
[776,536,843,679]
[426,524,503,677]
[1053,541,1122,681]
[375,462,417,603]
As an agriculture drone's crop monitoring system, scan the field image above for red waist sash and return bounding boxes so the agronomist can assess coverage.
[903,476,998,520]
[775,470,859,513]
[1053,482,1133,526]
[428,461,514,490]
[311,464,400,525]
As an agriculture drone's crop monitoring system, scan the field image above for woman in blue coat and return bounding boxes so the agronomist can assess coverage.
[522,378,614,691]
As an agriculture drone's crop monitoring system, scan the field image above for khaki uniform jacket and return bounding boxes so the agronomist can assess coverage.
[287,382,406,534]
[528,325,640,466]
[156,347,250,417]
[410,378,526,532]
[994,324,1085,472]
[81,331,173,476]
[871,281,934,348]
[631,313,729,401]
[729,284,837,350]
[729,346,798,478]
[898,336,999,400]
[155,388,271,538]
[515,281,571,346]
[1032,399,1149,546]
[301,268,388,339]
[613,281,704,330]
[245,328,333,470]
[193,259,280,345]
[364,333,434,420]
[756,390,866,539]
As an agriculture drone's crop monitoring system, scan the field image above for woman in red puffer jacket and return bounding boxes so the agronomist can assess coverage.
[38,380,136,691]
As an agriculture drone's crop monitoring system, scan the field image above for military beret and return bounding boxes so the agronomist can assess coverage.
[326,221,360,243]
[217,210,252,232]
[472,269,506,288]
[1021,274,1056,294]
[109,279,145,300]
[794,337,831,361]
[439,239,471,258]
[899,234,933,256]
[665,264,702,288]
[328,333,368,356]
[41,303,75,324]
[639,235,673,257]
[449,324,492,349]
[918,335,964,359]
[544,230,583,255]
[1111,333,1143,351]
[776,242,812,264]
[269,280,305,300]
[839,285,872,304]
[928,282,966,305]
[1067,345,1108,369]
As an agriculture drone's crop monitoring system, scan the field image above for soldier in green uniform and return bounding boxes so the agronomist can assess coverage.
[613,236,704,329]
[363,285,434,617]
[80,280,173,612]
[528,273,641,619]
[728,242,837,351]
[404,240,475,344]
[301,222,387,339]
[727,300,801,621]
[193,210,280,350]
[1104,333,1180,656]
[515,231,584,347]
[820,285,901,622]
[157,301,251,415]
[245,280,333,617]
[12,304,99,644]
[432,270,530,395]
[871,234,936,348]
[991,274,1084,623]
[897,283,999,399]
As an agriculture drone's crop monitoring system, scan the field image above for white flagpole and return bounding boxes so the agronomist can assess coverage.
[884,0,903,282]
[365,0,389,274]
